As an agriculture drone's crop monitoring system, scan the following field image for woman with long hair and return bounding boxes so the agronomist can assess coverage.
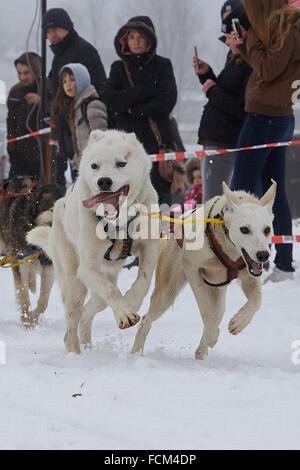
[230,0,300,282]
[52,63,107,184]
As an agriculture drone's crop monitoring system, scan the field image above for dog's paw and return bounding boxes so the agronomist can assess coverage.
[118,311,141,330]
[64,331,81,355]
[195,345,208,360]
[21,311,39,330]
[228,311,253,336]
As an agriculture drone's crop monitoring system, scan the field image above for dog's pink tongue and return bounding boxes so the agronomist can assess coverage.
[252,261,262,275]
[82,195,104,209]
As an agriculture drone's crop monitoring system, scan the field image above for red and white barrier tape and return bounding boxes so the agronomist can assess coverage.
[6,127,51,144]
[272,235,300,244]
[149,140,300,162]
[3,125,300,157]
[2,125,300,245]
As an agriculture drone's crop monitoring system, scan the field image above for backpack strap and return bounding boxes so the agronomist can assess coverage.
[77,97,102,131]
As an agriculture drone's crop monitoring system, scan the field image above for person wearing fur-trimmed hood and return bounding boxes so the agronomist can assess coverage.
[103,16,184,206]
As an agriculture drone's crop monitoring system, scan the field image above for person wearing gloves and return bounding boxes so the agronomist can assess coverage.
[229,0,300,282]
[193,0,252,203]
[102,16,185,207]
[52,63,107,182]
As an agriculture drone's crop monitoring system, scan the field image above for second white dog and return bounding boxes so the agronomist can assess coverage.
[132,180,277,359]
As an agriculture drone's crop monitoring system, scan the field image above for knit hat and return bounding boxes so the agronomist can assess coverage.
[221,3,252,33]
[220,0,241,19]
[61,63,91,101]
[42,8,74,33]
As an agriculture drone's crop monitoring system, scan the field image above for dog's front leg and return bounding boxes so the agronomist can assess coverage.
[77,255,140,330]
[229,271,262,335]
[124,240,159,313]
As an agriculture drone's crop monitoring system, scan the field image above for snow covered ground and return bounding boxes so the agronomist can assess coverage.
[0,222,300,451]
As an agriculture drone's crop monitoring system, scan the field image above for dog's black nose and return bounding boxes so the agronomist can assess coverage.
[256,251,269,263]
[97,177,113,191]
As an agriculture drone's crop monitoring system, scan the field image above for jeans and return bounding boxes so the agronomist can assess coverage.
[231,113,295,271]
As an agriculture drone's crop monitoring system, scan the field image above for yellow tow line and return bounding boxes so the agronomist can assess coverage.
[149,213,224,226]
[0,250,41,269]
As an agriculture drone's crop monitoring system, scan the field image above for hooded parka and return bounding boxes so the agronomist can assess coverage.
[102,16,178,155]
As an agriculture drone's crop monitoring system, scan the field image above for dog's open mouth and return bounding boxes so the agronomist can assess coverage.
[241,248,263,277]
[82,185,129,219]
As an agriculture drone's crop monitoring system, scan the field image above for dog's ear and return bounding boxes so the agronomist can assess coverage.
[222,181,241,209]
[259,179,277,211]
[88,130,106,144]
[124,132,138,144]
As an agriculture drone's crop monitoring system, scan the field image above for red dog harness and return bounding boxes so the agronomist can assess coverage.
[0,180,37,205]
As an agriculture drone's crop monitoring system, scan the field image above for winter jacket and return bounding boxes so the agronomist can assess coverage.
[71,85,108,171]
[102,16,178,155]
[49,30,107,97]
[197,54,252,146]
[7,53,51,176]
[238,15,300,117]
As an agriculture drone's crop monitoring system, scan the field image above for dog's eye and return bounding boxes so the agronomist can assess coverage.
[240,227,250,234]
[264,226,271,236]
[91,163,99,170]
[116,161,127,168]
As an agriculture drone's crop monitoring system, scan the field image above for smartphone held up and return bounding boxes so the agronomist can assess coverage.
[232,18,243,42]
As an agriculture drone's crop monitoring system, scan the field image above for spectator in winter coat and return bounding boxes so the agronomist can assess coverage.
[7,52,51,179]
[42,7,107,185]
[230,0,300,282]
[52,63,108,181]
[193,0,252,203]
[102,16,185,206]
[42,8,107,97]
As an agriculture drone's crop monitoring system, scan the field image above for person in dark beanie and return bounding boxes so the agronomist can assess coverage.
[42,7,107,185]
[7,52,51,179]
[43,8,107,97]
[103,16,185,207]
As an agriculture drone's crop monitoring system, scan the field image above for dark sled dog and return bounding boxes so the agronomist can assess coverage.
[0,176,65,328]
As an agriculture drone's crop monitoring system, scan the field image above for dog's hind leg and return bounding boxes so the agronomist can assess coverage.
[61,277,87,354]
[79,295,107,348]
[131,241,186,354]
[11,266,32,328]
[182,258,226,360]
[31,264,55,321]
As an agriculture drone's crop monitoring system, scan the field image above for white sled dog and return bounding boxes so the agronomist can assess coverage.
[27,130,159,354]
[132,180,277,359]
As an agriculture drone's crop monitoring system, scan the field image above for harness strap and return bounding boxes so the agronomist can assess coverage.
[97,215,137,262]
[203,199,246,287]
[0,180,37,205]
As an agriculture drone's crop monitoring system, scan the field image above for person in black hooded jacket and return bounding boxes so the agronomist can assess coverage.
[193,0,252,203]
[103,16,184,206]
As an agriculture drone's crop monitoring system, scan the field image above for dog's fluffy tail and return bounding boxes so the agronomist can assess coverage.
[26,227,52,259]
